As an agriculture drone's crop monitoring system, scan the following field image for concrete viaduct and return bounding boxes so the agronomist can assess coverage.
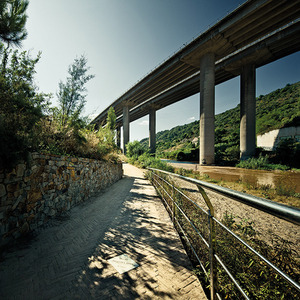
[92,0,300,165]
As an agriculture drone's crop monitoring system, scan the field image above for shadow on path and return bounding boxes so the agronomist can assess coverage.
[0,163,206,299]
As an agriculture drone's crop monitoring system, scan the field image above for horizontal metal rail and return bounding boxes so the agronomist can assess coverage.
[148,167,300,226]
[152,176,208,277]
[147,168,300,299]
[213,217,300,291]
[150,170,247,298]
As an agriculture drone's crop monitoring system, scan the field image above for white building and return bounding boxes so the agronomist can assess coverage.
[257,126,300,151]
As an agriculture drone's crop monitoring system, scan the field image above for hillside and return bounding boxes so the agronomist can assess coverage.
[140,81,300,161]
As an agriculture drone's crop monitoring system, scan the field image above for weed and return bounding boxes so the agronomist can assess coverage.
[275,183,296,197]
[150,176,300,299]
[236,155,290,171]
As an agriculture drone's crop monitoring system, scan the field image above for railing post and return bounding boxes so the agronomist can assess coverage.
[208,209,217,300]
[172,182,175,223]
[197,184,218,299]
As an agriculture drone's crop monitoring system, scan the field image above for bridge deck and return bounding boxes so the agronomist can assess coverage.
[0,163,206,299]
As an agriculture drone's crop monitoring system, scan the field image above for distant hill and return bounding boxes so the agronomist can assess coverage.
[140,81,300,157]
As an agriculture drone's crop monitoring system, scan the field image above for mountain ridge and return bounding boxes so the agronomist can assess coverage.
[140,81,300,157]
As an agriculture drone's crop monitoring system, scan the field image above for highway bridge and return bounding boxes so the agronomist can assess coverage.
[92,0,300,164]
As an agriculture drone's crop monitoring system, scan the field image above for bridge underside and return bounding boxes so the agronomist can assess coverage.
[92,0,300,163]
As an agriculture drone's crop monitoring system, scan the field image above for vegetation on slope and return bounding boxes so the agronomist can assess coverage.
[140,81,300,166]
[0,4,119,170]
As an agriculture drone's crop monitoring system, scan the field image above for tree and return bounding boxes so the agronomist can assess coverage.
[126,141,146,158]
[0,0,28,47]
[0,48,51,169]
[56,55,95,127]
[106,106,116,131]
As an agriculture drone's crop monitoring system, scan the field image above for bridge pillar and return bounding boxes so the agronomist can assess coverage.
[200,52,215,165]
[116,126,121,148]
[149,108,156,153]
[123,105,130,154]
[240,64,256,160]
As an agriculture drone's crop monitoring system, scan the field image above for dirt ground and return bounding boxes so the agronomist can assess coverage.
[170,175,300,258]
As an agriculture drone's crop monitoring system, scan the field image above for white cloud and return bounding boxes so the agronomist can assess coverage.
[139,120,149,126]
[188,116,195,121]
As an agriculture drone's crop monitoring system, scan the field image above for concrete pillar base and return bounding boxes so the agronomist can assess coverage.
[240,65,256,160]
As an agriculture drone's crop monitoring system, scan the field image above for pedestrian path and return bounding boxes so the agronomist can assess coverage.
[0,163,207,299]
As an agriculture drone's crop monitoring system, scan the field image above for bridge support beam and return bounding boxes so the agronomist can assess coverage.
[149,108,156,153]
[200,52,215,165]
[116,126,121,148]
[240,64,256,160]
[123,105,130,154]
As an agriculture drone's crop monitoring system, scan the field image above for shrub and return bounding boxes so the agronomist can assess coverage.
[126,141,147,158]
[273,137,300,168]
[236,155,290,171]
[0,49,51,169]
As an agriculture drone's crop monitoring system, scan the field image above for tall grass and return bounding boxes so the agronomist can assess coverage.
[128,153,174,172]
[236,155,289,171]
[149,173,300,299]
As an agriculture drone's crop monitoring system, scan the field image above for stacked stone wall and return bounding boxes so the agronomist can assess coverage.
[0,153,123,248]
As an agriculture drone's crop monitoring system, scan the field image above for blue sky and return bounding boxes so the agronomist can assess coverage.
[23,0,299,141]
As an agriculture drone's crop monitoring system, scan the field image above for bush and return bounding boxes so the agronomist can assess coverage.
[0,49,51,169]
[273,137,300,168]
[128,152,174,172]
[236,155,290,171]
[37,119,119,161]
[126,141,147,158]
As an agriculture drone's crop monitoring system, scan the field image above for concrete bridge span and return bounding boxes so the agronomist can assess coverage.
[92,0,300,164]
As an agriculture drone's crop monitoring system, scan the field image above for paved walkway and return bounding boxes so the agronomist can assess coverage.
[0,163,207,299]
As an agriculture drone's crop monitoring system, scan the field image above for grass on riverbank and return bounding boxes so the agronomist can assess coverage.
[149,171,299,299]
[123,150,300,208]
[126,153,175,172]
[175,168,300,208]
[236,155,291,171]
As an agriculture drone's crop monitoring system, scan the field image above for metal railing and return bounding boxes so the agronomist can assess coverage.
[147,167,300,299]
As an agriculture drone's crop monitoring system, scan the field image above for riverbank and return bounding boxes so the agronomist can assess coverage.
[161,159,300,208]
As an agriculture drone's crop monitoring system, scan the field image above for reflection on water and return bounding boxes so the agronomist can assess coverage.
[162,159,300,193]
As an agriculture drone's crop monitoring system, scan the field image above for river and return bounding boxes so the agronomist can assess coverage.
[161,159,300,193]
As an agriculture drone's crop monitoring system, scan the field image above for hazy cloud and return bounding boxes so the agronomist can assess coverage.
[139,120,149,126]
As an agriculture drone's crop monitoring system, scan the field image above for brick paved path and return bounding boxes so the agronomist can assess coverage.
[0,163,207,299]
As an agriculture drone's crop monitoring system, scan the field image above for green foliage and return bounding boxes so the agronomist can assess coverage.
[0,48,118,168]
[128,152,174,172]
[126,140,147,159]
[0,8,120,168]
[0,0,28,47]
[273,137,300,168]
[151,173,300,298]
[35,54,120,161]
[144,82,299,167]
[236,155,289,171]
[0,48,51,169]
[56,55,95,127]
[217,213,299,299]
[256,83,300,134]
[106,106,116,130]
[141,121,199,155]
[151,169,300,299]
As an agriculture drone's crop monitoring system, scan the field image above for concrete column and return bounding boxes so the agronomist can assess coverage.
[199,52,215,165]
[240,64,256,160]
[123,105,130,154]
[149,108,156,153]
[116,126,121,148]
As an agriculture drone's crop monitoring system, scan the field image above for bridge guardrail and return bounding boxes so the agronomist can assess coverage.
[147,167,300,299]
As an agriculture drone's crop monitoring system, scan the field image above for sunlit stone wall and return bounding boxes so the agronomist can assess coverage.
[0,153,123,248]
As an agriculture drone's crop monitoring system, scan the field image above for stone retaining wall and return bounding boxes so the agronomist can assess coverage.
[0,153,123,248]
